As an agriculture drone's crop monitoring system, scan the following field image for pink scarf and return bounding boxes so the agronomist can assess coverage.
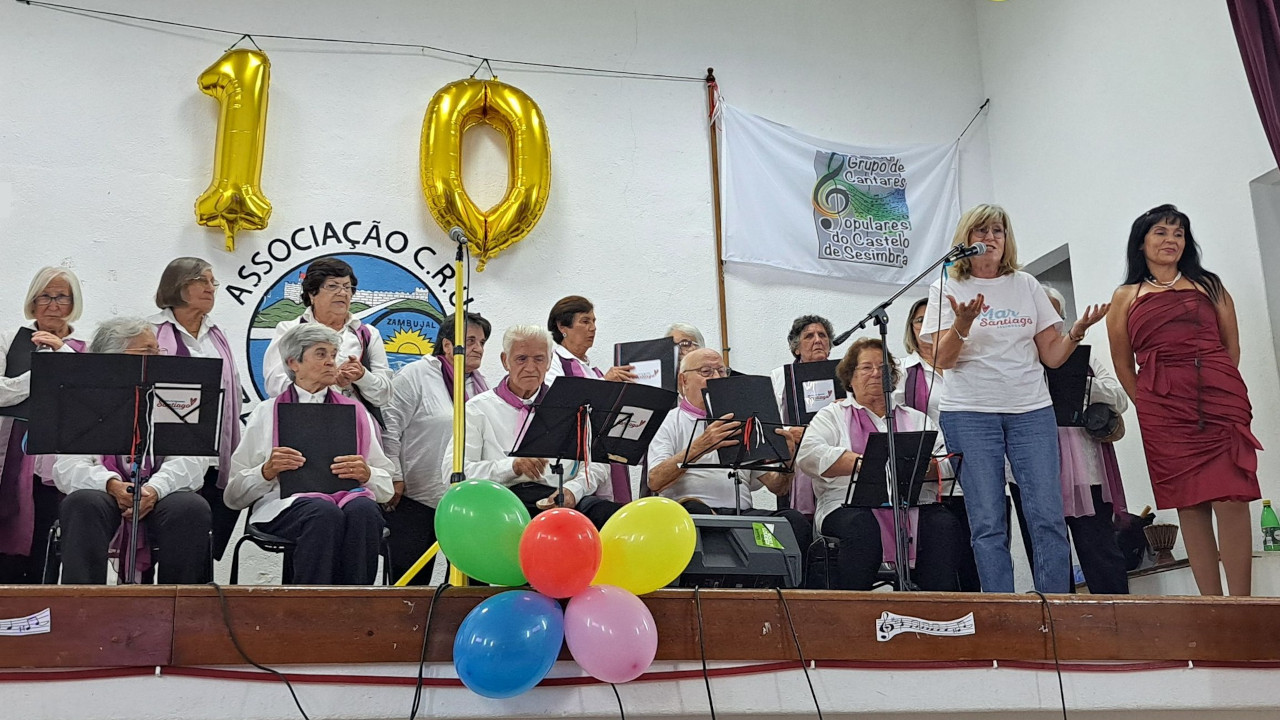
[846,404,921,567]
[494,376,548,450]
[438,355,490,399]
[272,386,374,508]
[156,320,242,489]
[101,453,158,584]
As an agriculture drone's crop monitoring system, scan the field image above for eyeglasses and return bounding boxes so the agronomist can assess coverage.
[320,282,354,294]
[971,226,1005,237]
[675,339,700,350]
[34,294,73,307]
[683,366,730,378]
[854,363,882,376]
[188,276,221,289]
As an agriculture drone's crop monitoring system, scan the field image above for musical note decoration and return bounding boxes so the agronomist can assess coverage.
[876,610,974,642]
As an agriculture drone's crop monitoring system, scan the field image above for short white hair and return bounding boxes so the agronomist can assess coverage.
[25,267,84,323]
[502,324,554,355]
[664,322,705,348]
[1042,285,1067,318]
[277,324,342,380]
[89,317,153,354]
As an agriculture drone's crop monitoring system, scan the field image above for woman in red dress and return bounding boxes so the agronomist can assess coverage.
[1107,204,1261,596]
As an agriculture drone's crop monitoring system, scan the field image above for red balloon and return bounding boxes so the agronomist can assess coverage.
[518,508,602,598]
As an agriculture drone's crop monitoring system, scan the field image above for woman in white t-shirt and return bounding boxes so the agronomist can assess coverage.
[921,204,1109,594]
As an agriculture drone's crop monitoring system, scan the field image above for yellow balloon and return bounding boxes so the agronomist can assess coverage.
[195,48,272,252]
[592,497,697,595]
[420,78,551,271]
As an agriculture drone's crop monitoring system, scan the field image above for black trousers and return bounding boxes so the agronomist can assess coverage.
[819,504,962,591]
[257,496,384,585]
[509,482,623,529]
[0,479,63,584]
[199,467,242,562]
[384,496,437,586]
[679,498,813,570]
[59,490,211,584]
[1010,483,1129,595]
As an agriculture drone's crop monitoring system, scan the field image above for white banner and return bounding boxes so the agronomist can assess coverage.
[718,103,960,286]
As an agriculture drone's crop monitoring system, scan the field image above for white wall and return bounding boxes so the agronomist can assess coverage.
[975,1,1280,553]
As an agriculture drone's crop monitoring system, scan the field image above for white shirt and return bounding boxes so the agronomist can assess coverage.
[920,270,1061,413]
[546,344,603,382]
[647,403,764,510]
[261,308,393,406]
[52,454,209,501]
[446,387,606,503]
[149,310,221,360]
[894,354,945,421]
[225,384,395,524]
[797,397,948,531]
[381,356,478,508]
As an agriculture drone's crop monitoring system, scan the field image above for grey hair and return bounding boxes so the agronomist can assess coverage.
[277,324,342,381]
[664,322,705,348]
[155,257,213,309]
[786,315,834,357]
[89,316,154,354]
[24,266,84,323]
[502,324,554,355]
[1042,285,1067,318]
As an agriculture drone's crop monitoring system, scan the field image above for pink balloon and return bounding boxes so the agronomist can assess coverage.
[564,585,658,683]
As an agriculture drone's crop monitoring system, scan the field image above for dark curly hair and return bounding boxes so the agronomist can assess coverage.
[1123,204,1223,304]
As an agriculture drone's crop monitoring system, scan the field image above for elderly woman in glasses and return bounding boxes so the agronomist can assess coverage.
[796,338,962,591]
[664,322,706,360]
[148,257,243,563]
[53,317,212,584]
[0,267,88,583]
[262,257,393,424]
[228,324,394,585]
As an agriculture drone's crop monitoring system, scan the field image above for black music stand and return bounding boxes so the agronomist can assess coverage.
[682,375,801,516]
[512,376,674,506]
[844,431,937,508]
[1045,345,1092,427]
[27,353,224,583]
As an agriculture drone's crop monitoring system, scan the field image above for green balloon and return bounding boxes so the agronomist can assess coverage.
[435,480,531,586]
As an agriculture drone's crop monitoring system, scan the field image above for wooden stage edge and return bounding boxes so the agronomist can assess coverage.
[1,586,1278,669]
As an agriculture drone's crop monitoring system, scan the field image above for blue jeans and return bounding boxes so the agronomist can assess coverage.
[939,406,1069,593]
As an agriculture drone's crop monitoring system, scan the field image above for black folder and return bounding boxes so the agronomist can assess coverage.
[781,359,845,425]
[0,328,36,420]
[702,375,788,467]
[276,403,359,497]
[1045,345,1091,427]
[613,337,680,392]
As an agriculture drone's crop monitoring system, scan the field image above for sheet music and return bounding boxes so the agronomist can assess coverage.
[876,610,974,642]
[0,608,51,636]
[631,359,663,388]
[153,383,202,424]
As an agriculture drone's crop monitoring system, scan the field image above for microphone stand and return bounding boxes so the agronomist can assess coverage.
[831,243,976,591]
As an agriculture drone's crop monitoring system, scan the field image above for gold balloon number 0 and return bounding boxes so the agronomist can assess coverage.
[195,49,272,252]
[421,78,551,271]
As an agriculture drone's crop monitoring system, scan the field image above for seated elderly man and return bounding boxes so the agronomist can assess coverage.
[444,324,621,528]
[227,324,394,585]
[54,317,212,584]
[796,337,963,591]
[381,311,491,584]
[647,348,812,561]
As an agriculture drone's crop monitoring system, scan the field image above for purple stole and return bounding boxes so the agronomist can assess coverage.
[847,405,922,567]
[438,355,490,400]
[494,376,548,450]
[156,320,242,489]
[558,351,632,502]
[903,364,931,414]
[0,335,85,557]
[101,453,159,583]
[272,385,375,508]
[1058,367,1128,519]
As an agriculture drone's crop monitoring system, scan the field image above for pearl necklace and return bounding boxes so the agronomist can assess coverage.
[1145,271,1182,289]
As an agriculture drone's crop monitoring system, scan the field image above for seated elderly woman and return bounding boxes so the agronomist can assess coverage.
[53,317,212,584]
[227,324,395,585]
[664,322,705,361]
[445,324,620,528]
[0,267,88,583]
[796,337,963,591]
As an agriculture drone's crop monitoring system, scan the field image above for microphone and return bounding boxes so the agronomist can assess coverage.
[949,242,987,260]
[832,327,854,347]
[449,226,468,245]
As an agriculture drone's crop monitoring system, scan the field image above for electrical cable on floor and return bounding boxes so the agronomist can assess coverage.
[211,581,310,720]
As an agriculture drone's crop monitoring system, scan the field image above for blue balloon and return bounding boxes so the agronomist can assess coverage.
[453,590,565,698]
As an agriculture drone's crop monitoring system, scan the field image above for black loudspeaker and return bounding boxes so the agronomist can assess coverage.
[676,515,803,589]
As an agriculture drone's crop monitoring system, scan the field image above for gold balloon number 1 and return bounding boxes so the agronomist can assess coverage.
[421,78,552,271]
[195,49,272,252]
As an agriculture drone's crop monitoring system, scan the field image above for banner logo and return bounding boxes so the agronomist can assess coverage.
[812,151,913,269]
